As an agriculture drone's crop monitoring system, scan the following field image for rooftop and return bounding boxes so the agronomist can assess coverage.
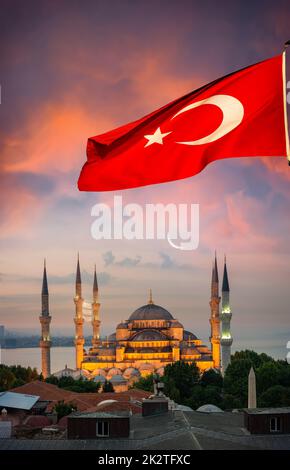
[10,381,151,413]
[0,410,290,450]
[129,303,174,321]
[0,391,39,410]
[244,407,290,415]
[69,410,130,419]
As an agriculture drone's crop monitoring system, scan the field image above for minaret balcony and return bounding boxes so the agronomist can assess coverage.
[221,337,233,346]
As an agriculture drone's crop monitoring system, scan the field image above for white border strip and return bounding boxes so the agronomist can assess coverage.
[282,51,290,161]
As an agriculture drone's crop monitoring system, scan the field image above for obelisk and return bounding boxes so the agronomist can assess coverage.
[248,366,257,408]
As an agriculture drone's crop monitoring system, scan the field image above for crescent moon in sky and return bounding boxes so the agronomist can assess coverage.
[171,94,244,145]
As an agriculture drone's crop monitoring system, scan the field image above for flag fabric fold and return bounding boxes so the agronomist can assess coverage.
[78,54,289,191]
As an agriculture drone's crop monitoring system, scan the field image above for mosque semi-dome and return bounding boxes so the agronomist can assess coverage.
[131,330,168,341]
[183,330,198,341]
[128,303,174,321]
[107,367,122,377]
[123,367,140,378]
[93,375,106,383]
[110,375,127,383]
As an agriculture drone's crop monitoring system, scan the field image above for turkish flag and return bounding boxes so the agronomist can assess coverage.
[78,54,289,191]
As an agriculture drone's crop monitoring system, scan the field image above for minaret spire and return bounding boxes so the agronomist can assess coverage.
[211,251,219,297]
[39,259,51,378]
[222,255,230,292]
[41,258,49,314]
[92,264,101,348]
[221,255,233,375]
[93,264,99,301]
[76,252,82,297]
[74,254,84,369]
[209,251,221,369]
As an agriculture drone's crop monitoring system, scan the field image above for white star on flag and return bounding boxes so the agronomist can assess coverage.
[144,127,171,148]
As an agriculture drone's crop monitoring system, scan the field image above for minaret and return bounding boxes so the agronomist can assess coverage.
[221,256,233,375]
[209,252,221,369]
[74,254,84,369]
[39,259,51,379]
[92,265,101,347]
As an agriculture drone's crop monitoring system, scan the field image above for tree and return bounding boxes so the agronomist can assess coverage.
[200,369,223,389]
[231,350,273,369]
[45,375,59,386]
[223,358,252,406]
[102,380,114,393]
[133,374,154,392]
[221,394,242,410]
[0,366,16,391]
[276,360,290,388]
[257,361,279,394]
[187,385,204,410]
[0,364,40,391]
[259,385,290,407]
[45,375,100,393]
[53,400,77,420]
[162,361,200,403]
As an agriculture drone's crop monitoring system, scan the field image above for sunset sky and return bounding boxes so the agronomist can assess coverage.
[1,0,290,359]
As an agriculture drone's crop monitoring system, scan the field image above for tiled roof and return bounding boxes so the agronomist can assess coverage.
[11,381,73,402]
[96,401,142,414]
[10,381,150,414]
[25,415,51,428]
[69,410,130,418]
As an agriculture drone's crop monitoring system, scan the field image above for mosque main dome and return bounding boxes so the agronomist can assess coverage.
[128,303,174,321]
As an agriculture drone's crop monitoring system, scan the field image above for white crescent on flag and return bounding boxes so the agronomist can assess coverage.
[171,94,244,145]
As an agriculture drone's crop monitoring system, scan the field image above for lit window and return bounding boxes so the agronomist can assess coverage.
[96,420,109,437]
[270,417,281,432]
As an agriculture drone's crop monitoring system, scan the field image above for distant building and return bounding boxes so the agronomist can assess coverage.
[244,408,290,435]
[67,410,130,439]
[0,325,5,348]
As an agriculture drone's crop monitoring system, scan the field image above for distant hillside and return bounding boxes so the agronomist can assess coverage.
[3,336,92,348]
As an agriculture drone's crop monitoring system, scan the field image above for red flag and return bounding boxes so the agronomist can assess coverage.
[78,54,289,191]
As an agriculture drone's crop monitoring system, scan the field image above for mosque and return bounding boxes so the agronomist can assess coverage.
[39,255,233,389]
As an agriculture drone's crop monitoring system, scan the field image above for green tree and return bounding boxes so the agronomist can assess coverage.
[53,400,77,420]
[0,364,40,391]
[257,361,279,394]
[187,385,204,410]
[45,375,59,386]
[223,358,252,406]
[163,361,200,403]
[221,394,243,410]
[200,369,223,389]
[276,360,290,388]
[45,375,100,393]
[162,376,181,403]
[102,380,114,393]
[187,385,222,410]
[133,374,154,392]
[231,350,273,369]
[0,366,16,391]
[259,385,290,407]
